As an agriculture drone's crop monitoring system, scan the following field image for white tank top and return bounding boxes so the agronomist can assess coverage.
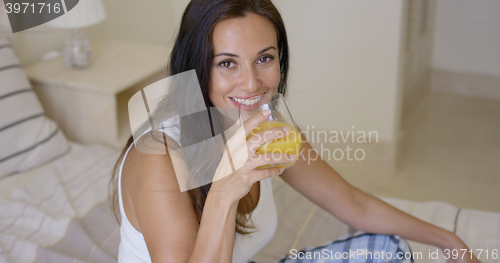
[117,135,278,263]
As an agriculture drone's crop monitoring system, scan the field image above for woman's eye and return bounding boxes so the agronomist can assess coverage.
[258,55,273,64]
[218,60,233,68]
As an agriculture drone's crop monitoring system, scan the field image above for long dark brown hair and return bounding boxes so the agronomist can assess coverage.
[109,0,289,235]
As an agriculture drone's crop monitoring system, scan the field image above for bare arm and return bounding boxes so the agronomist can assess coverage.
[280,135,480,263]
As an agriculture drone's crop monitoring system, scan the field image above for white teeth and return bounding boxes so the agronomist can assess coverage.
[232,97,243,103]
[231,96,261,106]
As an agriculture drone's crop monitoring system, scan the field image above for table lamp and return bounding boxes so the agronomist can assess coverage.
[46,0,106,69]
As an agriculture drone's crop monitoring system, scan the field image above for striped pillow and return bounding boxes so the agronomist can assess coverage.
[0,37,69,179]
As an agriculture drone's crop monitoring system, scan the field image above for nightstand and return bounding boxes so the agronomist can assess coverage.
[25,39,168,149]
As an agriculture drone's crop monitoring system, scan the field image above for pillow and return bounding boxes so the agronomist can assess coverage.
[0,37,70,179]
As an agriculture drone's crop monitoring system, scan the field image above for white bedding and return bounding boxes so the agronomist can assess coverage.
[1,143,498,263]
[382,198,500,263]
[0,143,120,263]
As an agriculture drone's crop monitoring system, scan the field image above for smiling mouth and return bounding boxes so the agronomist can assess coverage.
[230,94,263,106]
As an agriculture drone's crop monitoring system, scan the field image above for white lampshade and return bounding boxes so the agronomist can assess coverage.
[47,0,106,29]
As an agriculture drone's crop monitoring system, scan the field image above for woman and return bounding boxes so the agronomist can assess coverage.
[110,0,480,262]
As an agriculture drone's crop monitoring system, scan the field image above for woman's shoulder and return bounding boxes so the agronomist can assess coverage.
[122,131,187,194]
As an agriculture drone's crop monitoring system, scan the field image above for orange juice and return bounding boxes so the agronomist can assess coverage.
[248,120,302,169]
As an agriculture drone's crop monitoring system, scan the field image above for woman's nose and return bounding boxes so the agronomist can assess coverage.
[241,67,261,93]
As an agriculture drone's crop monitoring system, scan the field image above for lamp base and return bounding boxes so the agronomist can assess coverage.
[64,29,92,69]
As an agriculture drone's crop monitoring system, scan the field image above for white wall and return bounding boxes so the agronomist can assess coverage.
[432,0,500,77]
[85,0,175,47]
[274,0,405,143]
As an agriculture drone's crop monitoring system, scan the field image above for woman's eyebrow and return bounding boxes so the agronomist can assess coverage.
[214,52,238,57]
[258,46,276,54]
[214,46,277,58]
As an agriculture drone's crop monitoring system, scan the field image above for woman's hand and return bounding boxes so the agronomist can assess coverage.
[210,109,295,204]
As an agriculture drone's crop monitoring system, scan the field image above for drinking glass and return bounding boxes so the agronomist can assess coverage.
[239,93,302,169]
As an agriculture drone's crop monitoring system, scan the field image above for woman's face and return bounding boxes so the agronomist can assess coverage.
[209,13,281,112]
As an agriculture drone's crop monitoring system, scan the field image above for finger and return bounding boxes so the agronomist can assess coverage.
[234,151,293,175]
[241,109,271,137]
[249,152,296,168]
[247,126,290,153]
[252,167,284,181]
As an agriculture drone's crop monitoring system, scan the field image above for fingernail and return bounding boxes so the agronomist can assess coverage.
[282,127,290,134]
[262,109,271,116]
[288,154,296,161]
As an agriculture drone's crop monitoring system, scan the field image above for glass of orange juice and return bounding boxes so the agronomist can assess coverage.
[239,93,302,169]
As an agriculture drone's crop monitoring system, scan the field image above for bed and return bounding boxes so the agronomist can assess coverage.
[1,35,499,263]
